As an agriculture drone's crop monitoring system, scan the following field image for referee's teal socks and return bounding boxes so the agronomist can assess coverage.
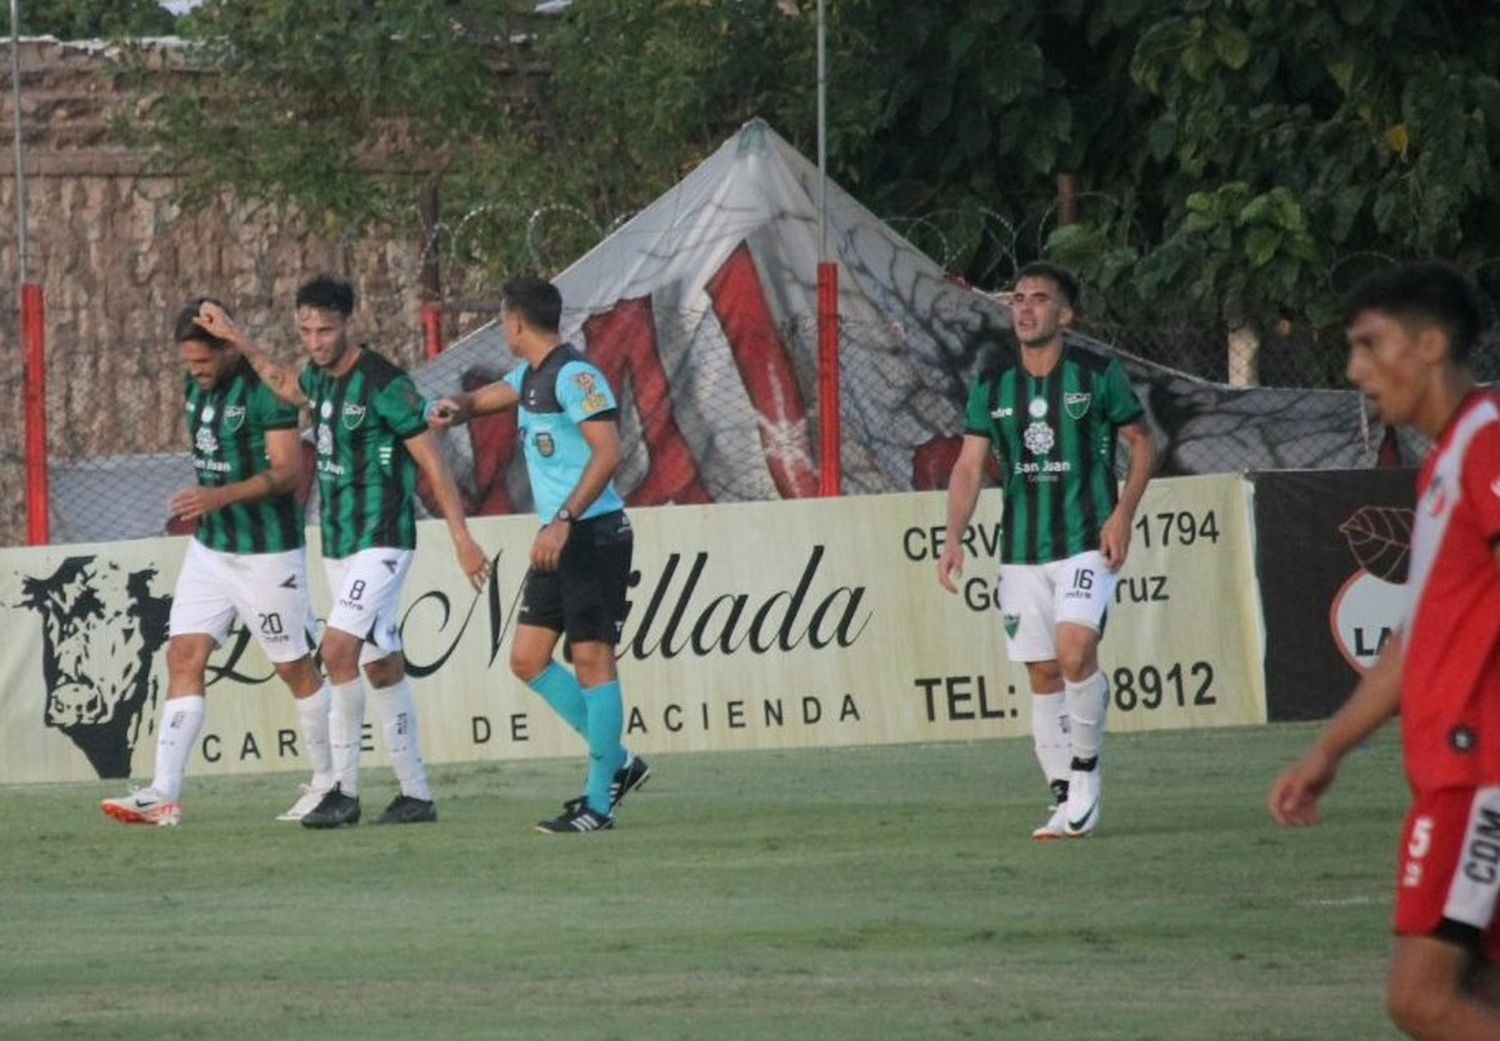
[527,663,587,734]
[582,680,627,817]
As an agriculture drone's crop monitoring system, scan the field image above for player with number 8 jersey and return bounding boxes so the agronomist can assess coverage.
[300,351,427,558]
[195,276,491,830]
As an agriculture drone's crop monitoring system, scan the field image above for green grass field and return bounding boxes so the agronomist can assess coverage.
[1,724,1409,1040]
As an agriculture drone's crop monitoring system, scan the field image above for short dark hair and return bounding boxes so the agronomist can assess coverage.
[1015,261,1081,311]
[174,296,231,349]
[295,275,355,316]
[500,275,563,334]
[1341,261,1487,363]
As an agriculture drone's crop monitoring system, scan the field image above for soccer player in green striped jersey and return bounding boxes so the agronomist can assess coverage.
[938,263,1157,841]
[196,277,490,829]
[100,298,334,827]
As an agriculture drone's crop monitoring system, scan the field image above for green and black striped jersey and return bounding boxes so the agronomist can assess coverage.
[965,343,1145,565]
[300,348,429,559]
[185,357,304,553]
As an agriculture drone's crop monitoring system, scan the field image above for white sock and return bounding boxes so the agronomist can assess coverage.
[1065,671,1110,764]
[294,684,334,790]
[1030,691,1071,787]
[372,677,431,801]
[150,695,205,802]
[329,678,365,797]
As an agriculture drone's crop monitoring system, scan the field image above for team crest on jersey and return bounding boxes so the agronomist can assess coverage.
[341,403,367,430]
[1064,392,1091,419]
[1024,420,1055,455]
[574,372,609,413]
[222,404,246,432]
[1002,613,1021,638]
[535,432,556,458]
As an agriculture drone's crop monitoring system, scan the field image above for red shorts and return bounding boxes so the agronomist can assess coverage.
[1395,787,1500,962]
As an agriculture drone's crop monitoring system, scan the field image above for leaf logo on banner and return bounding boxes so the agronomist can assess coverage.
[1337,506,1415,583]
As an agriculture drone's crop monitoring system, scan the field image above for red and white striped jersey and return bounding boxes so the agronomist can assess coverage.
[1402,390,1500,791]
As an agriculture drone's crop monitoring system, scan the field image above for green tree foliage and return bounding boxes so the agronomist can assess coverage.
[126,1,522,231]
[1052,0,1500,332]
[16,0,175,38]
[116,0,1500,339]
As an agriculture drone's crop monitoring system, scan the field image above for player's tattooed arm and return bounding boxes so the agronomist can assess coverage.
[193,301,308,408]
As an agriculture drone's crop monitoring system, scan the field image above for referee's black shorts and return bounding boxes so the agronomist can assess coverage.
[518,509,633,646]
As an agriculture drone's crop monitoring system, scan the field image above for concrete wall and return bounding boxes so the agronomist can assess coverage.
[0,39,446,546]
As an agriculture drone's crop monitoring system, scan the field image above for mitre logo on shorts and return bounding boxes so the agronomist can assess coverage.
[1002,613,1021,638]
[342,403,367,430]
[535,432,555,458]
[1023,421,1054,455]
[222,404,246,432]
[1064,392,1091,419]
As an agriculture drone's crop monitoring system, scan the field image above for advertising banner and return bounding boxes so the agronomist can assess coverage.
[1,479,1264,784]
[1252,468,1418,721]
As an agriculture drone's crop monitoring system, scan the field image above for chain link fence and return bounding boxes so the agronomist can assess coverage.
[10,193,1499,547]
[11,284,1481,548]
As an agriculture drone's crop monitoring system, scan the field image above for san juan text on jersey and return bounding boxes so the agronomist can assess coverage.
[965,343,1145,565]
[299,348,429,559]
[184,356,303,553]
[503,344,627,523]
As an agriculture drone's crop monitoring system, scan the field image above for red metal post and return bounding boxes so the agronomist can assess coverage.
[22,282,50,545]
[421,301,444,359]
[816,261,841,497]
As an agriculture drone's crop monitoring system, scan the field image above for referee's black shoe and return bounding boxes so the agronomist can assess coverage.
[563,754,652,816]
[373,793,437,825]
[300,785,361,828]
[536,804,614,834]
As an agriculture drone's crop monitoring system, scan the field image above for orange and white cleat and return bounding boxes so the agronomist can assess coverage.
[100,788,181,827]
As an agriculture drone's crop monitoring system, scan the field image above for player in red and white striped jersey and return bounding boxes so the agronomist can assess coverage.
[1271,261,1500,1041]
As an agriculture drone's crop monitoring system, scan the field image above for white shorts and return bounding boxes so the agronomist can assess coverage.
[323,548,415,666]
[169,541,314,663]
[997,550,1118,663]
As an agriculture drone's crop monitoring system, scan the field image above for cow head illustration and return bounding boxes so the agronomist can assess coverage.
[18,556,171,778]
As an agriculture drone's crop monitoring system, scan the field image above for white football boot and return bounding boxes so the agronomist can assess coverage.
[100,787,181,827]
